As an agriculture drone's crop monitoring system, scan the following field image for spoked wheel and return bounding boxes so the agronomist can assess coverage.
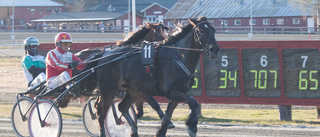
[82,97,99,137]
[105,100,137,137]
[11,96,34,137]
[28,99,62,137]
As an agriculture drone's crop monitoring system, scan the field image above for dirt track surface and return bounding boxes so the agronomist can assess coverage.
[1,117,320,137]
[0,61,26,104]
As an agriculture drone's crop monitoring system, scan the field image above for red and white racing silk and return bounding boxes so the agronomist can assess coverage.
[45,47,84,81]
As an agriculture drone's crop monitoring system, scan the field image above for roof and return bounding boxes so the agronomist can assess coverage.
[140,2,169,12]
[164,0,314,19]
[89,0,177,12]
[0,0,64,7]
[31,12,123,22]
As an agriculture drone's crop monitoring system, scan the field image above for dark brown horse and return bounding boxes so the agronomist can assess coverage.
[96,16,220,137]
[73,22,169,96]
[71,22,175,127]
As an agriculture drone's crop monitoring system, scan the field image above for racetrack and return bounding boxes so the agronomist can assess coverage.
[1,117,320,137]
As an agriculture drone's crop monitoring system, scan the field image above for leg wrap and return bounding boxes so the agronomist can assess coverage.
[185,96,198,134]
[161,114,172,126]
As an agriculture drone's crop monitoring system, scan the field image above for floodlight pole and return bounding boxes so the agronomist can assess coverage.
[132,0,136,31]
[12,0,15,46]
[248,0,253,40]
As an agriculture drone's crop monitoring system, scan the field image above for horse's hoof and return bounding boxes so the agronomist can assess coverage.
[188,129,196,137]
[168,122,175,129]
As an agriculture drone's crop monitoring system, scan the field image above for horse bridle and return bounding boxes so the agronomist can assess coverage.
[157,21,215,52]
[153,25,170,41]
[194,21,215,54]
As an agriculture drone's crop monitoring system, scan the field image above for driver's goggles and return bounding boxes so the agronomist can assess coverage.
[61,42,71,47]
[29,44,39,49]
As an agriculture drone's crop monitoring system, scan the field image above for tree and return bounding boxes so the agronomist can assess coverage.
[289,0,320,30]
[69,0,86,12]
[53,0,110,11]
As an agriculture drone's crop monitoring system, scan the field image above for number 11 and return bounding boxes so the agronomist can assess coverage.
[144,45,151,58]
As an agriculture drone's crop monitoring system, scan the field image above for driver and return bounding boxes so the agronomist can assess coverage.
[45,32,85,89]
[21,37,46,87]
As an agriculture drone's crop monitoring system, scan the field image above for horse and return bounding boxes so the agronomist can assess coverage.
[96,16,220,137]
[70,22,175,126]
[72,22,169,96]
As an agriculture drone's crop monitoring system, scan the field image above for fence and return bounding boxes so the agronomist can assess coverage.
[0,25,319,34]
[0,25,130,33]
[215,26,318,34]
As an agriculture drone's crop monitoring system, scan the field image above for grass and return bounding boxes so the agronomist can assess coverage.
[3,104,320,127]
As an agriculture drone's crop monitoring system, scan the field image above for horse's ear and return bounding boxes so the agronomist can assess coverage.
[188,18,197,26]
[198,16,207,21]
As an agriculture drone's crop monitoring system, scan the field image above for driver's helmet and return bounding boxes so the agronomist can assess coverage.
[24,37,40,56]
[55,32,72,48]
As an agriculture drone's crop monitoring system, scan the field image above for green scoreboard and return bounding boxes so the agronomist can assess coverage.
[180,41,320,106]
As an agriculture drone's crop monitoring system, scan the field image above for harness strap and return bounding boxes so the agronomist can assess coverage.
[148,64,162,95]
[174,57,196,91]
[175,58,191,77]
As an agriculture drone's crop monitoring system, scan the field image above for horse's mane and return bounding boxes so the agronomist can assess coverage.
[116,25,151,46]
[162,24,193,46]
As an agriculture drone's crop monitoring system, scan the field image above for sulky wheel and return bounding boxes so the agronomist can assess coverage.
[105,100,137,137]
[28,99,62,137]
[11,96,34,137]
[82,97,100,136]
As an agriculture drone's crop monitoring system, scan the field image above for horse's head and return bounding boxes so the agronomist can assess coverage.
[116,22,170,46]
[188,16,220,58]
[146,22,170,42]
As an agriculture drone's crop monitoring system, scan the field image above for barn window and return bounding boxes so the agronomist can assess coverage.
[221,20,228,26]
[249,19,256,25]
[277,19,284,25]
[234,20,241,25]
[293,18,300,24]
[167,21,173,27]
[210,20,214,26]
[116,20,121,29]
[147,16,157,23]
[181,21,187,26]
[47,8,52,12]
[263,19,270,25]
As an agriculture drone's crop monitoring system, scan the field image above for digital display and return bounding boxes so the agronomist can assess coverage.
[203,49,240,97]
[242,49,281,98]
[187,62,202,97]
[282,49,320,98]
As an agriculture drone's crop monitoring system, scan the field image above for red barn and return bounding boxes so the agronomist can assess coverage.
[0,0,64,26]
[140,2,169,23]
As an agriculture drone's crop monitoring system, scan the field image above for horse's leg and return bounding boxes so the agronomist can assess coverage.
[97,90,116,137]
[185,96,199,137]
[142,94,175,128]
[156,100,179,137]
[118,90,140,137]
[134,97,144,119]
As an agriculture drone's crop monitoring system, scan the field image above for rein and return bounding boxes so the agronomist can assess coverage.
[81,48,140,64]
[157,45,204,52]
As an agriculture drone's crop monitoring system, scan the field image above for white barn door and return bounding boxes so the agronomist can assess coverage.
[307,18,314,33]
